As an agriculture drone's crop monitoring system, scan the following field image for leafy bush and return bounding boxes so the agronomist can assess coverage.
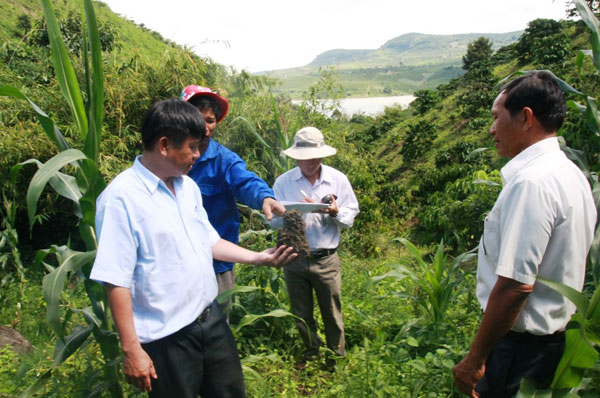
[412,89,441,114]
[400,121,438,163]
[419,170,501,252]
[516,19,571,69]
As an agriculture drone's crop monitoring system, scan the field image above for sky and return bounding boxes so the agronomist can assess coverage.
[100,0,570,73]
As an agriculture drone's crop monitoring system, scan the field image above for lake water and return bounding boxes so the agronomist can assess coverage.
[293,95,415,117]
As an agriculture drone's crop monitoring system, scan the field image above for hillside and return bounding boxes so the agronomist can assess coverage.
[263,31,522,98]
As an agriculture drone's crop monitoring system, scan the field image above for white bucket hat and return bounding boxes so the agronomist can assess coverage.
[282,127,337,160]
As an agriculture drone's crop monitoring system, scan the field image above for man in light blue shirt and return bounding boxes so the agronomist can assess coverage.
[90,99,295,397]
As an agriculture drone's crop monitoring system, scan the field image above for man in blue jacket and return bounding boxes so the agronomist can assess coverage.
[182,85,286,316]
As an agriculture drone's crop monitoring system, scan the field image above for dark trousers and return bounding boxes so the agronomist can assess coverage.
[141,300,246,398]
[476,331,565,398]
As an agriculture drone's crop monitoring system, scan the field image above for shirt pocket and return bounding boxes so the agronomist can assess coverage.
[198,183,223,197]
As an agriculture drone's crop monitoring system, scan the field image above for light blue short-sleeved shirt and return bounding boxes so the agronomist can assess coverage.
[90,156,220,343]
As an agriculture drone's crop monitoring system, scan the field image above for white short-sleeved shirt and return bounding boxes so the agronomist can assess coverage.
[272,164,359,250]
[477,137,596,335]
[90,157,220,343]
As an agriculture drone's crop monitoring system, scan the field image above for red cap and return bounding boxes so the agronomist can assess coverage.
[181,85,229,123]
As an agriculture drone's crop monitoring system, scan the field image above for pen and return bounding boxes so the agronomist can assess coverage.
[300,189,308,198]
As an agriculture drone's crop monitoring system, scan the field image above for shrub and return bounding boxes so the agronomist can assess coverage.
[419,170,501,252]
[400,121,438,163]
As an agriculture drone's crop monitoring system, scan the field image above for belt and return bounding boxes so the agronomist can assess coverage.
[309,248,337,259]
[505,330,565,343]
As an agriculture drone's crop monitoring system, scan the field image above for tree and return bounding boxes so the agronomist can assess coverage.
[515,19,570,68]
[462,37,493,71]
[412,89,440,114]
[401,121,438,163]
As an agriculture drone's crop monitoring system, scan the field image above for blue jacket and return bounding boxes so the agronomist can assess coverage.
[188,138,275,274]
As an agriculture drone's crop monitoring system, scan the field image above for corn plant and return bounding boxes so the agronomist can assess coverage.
[371,239,476,323]
[1,0,122,396]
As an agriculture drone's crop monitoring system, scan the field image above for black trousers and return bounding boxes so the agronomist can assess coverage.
[476,331,565,398]
[141,300,246,398]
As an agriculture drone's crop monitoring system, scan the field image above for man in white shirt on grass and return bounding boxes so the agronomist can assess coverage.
[453,72,597,397]
[272,126,359,369]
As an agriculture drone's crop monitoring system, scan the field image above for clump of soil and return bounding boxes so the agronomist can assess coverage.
[276,209,310,258]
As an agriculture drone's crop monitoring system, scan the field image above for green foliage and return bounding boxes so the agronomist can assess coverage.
[0,194,25,304]
[372,239,476,323]
[535,277,600,391]
[516,19,571,69]
[462,37,493,71]
[412,89,441,114]
[420,170,501,252]
[0,345,20,396]
[2,1,123,396]
[400,120,438,163]
[457,59,497,118]
[304,66,344,115]
[16,14,32,36]
[30,10,117,55]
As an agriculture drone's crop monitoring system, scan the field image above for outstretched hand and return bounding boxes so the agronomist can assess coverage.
[255,245,297,268]
[263,197,286,221]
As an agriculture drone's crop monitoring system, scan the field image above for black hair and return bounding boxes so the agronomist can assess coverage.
[501,71,566,133]
[141,98,206,150]
[188,96,222,122]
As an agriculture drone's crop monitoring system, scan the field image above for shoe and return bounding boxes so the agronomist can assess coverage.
[323,357,336,372]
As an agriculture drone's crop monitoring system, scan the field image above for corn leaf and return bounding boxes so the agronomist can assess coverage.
[584,97,600,135]
[566,99,587,114]
[233,309,296,333]
[395,238,428,269]
[536,276,589,317]
[41,0,88,139]
[0,86,70,151]
[82,0,104,162]
[42,246,96,339]
[591,221,600,285]
[18,369,52,398]
[576,0,600,70]
[25,149,88,227]
[18,159,83,218]
[217,285,260,304]
[498,71,584,96]
[551,317,599,389]
[53,325,93,366]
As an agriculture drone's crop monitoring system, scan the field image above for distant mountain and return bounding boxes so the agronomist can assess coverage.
[263,31,522,98]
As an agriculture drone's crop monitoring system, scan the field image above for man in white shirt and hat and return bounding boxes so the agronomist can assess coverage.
[453,72,596,397]
[272,126,359,369]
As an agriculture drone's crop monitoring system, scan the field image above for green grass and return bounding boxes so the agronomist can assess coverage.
[0,251,486,397]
